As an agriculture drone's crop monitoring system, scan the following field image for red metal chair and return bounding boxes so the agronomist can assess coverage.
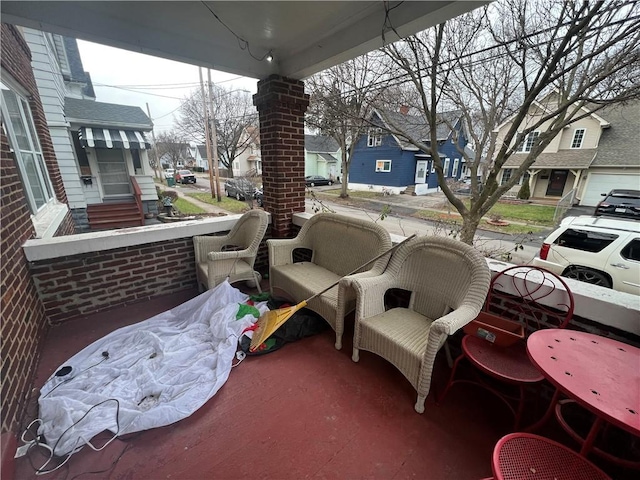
[438,266,574,428]
[491,433,611,480]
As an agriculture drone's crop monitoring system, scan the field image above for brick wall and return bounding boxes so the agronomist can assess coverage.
[0,24,51,435]
[254,75,309,238]
[30,238,198,323]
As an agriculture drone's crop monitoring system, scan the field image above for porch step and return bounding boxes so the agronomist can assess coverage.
[404,185,416,196]
[87,202,143,230]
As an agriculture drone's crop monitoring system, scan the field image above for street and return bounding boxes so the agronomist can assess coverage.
[181,175,543,265]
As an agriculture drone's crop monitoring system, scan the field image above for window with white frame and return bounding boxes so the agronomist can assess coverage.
[375,160,391,172]
[1,80,55,213]
[571,128,585,149]
[452,158,459,177]
[517,131,540,152]
[367,128,383,147]
[501,168,513,185]
[443,158,450,177]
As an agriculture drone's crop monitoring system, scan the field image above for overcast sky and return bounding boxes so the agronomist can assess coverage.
[77,40,259,135]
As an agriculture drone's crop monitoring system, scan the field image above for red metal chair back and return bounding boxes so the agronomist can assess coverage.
[485,266,574,334]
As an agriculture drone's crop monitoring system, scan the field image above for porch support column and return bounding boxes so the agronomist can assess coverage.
[253,75,309,238]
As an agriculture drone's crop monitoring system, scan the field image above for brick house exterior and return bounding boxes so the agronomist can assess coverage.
[0,23,75,438]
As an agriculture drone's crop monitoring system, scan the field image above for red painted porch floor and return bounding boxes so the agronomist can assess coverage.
[14,284,636,480]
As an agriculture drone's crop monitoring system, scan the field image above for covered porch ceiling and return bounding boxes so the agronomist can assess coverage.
[1,1,485,79]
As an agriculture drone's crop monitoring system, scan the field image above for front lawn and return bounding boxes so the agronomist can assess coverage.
[413,209,547,235]
[186,192,250,214]
[173,198,207,215]
[482,202,556,226]
[318,188,386,199]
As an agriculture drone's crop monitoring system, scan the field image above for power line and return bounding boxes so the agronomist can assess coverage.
[199,1,273,62]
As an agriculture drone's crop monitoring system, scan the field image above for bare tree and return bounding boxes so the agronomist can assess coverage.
[382,0,640,244]
[175,85,257,177]
[306,53,389,198]
[155,130,188,169]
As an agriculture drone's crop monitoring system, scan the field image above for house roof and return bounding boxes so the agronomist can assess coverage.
[305,135,339,153]
[590,101,640,167]
[376,109,461,150]
[197,145,208,158]
[65,98,152,129]
[503,149,597,169]
[318,153,338,163]
[62,36,95,98]
[493,90,611,133]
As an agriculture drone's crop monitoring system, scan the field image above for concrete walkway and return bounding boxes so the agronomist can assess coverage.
[157,180,229,215]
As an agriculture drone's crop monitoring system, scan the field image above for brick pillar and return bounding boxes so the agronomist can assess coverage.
[253,75,309,238]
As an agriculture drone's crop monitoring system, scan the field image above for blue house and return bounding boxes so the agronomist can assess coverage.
[349,109,470,195]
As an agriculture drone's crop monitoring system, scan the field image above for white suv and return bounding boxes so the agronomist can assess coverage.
[533,216,639,295]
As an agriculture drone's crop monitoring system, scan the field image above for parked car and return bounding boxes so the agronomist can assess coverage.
[532,215,639,295]
[594,189,640,220]
[254,187,264,207]
[224,178,256,201]
[305,175,333,187]
[164,168,175,179]
[174,169,196,184]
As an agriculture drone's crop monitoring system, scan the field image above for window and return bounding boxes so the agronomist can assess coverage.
[620,239,640,262]
[554,228,618,253]
[452,158,459,177]
[571,128,585,149]
[517,131,540,152]
[367,128,382,147]
[443,158,450,177]
[1,81,54,213]
[501,168,513,185]
[430,160,435,174]
[375,160,391,172]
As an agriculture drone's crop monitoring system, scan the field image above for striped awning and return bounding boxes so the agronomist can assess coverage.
[78,127,151,149]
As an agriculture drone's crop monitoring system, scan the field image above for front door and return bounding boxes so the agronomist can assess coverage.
[546,170,568,196]
[97,148,131,197]
[415,160,428,184]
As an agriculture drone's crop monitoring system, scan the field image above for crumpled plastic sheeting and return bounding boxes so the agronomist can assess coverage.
[38,281,267,456]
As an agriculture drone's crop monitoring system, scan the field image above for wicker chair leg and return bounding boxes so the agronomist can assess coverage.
[352,348,360,362]
[335,335,342,351]
[415,395,426,414]
[253,272,262,294]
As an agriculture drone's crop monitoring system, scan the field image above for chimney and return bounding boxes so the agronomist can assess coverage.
[399,105,409,115]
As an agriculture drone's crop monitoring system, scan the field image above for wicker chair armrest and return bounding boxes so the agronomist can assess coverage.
[194,235,229,262]
[207,249,251,262]
[430,304,482,336]
[267,238,303,267]
[351,274,395,320]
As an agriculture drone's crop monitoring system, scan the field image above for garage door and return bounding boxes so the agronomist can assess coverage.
[581,173,640,206]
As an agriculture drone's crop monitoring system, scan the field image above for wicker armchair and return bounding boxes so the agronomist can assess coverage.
[193,210,269,292]
[268,213,392,350]
[350,236,491,413]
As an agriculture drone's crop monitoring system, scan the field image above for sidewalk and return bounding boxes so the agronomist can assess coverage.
[157,180,230,215]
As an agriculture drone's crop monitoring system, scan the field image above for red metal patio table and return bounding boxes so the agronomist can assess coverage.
[526,329,640,462]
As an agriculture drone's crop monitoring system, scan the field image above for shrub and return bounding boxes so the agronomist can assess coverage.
[517,181,531,200]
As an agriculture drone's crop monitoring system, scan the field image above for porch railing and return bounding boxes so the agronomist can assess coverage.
[130,176,145,225]
[553,188,576,225]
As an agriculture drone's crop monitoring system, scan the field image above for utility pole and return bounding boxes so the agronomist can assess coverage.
[199,67,216,199]
[146,103,164,184]
[208,69,222,202]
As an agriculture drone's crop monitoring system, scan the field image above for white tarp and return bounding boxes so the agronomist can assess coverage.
[37,281,267,456]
